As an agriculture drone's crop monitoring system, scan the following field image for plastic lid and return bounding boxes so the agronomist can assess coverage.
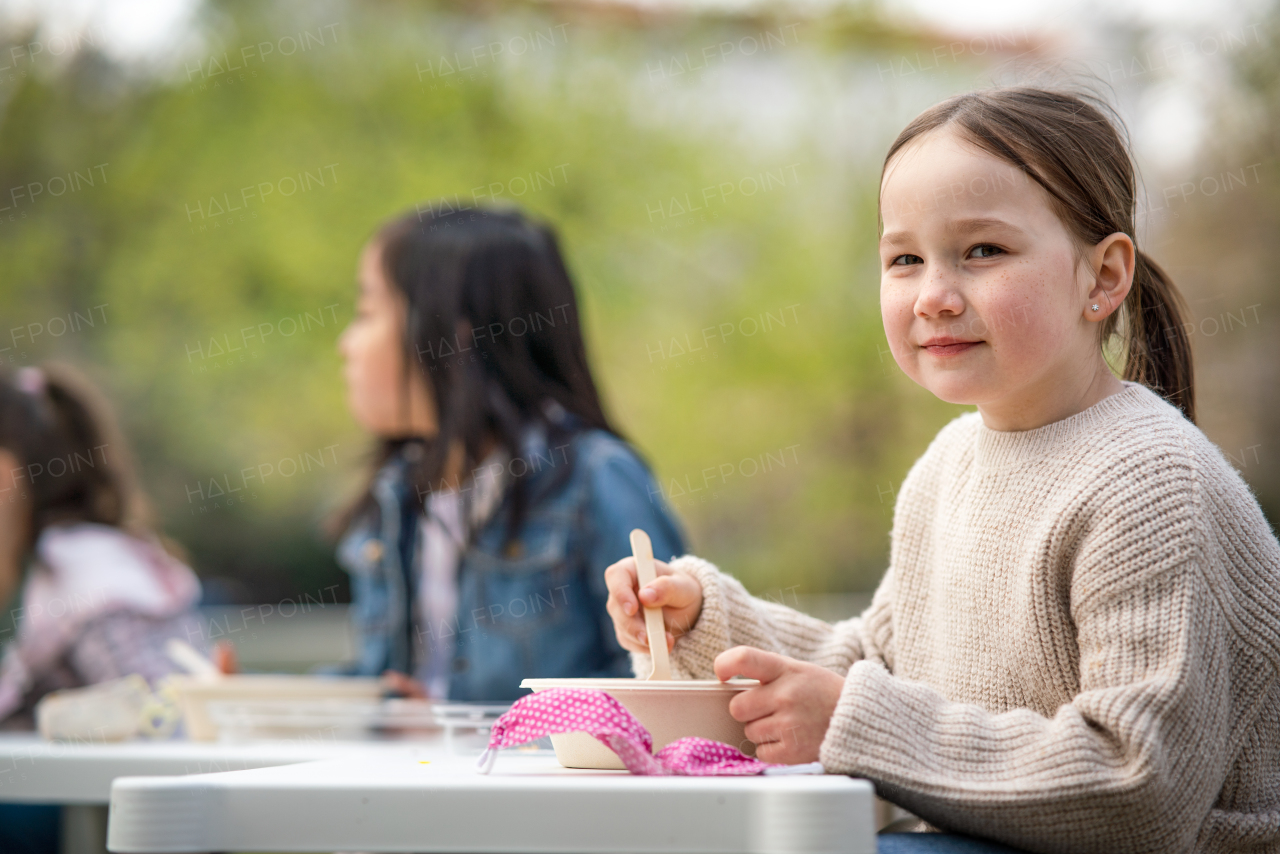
[519,678,759,691]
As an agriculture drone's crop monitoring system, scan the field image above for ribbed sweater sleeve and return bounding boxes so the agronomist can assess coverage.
[823,561,1230,854]
[629,555,894,680]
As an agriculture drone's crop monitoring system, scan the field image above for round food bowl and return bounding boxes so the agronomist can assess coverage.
[519,677,759,770]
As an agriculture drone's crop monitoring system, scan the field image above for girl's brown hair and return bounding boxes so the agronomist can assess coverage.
[0,363,151,551]
[881,87,1196,423]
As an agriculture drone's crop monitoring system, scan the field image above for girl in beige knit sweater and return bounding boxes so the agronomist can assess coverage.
[605,88,1280,854]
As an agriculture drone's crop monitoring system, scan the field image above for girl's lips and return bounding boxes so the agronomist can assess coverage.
[922,341,982,356]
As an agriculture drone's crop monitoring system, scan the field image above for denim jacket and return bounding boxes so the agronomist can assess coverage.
[335,428,685,701]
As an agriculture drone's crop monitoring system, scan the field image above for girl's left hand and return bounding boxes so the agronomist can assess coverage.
[212,640,239,674]
[714,646,845,765]
[381,670,428,699]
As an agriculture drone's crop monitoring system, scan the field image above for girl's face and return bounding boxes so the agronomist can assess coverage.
[878,127,1124,431]
[338,242,437,438]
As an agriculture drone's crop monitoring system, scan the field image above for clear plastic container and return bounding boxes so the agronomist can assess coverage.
[430,703,520,754]
[204,698,525,755]
[207,698,438,743]
[170,674,383,741]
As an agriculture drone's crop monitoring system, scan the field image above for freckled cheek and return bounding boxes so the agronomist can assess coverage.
[880,286,916,356]
[988,310,1064,368]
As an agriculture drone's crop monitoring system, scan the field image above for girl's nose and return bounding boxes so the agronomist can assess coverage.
[914,267,965,319]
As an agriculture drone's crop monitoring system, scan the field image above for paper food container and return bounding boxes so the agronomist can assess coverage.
[169,674,383,741]
[519,677,759,770]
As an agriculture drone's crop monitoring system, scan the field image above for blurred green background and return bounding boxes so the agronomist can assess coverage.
[1,0,1276,607]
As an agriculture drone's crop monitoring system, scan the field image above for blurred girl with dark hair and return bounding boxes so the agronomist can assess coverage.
[0,364,203,725]
[334,204,684,702]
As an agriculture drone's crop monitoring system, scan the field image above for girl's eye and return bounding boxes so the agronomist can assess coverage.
[891,254,923,266]
[970,244,1004,259]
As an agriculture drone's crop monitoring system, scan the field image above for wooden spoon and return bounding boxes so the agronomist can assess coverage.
[629,528,672,681]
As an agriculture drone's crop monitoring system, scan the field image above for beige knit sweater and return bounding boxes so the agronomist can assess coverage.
[634,383,1280,854]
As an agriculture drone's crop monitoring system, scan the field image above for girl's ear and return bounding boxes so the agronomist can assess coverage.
[1085,232,1136,321]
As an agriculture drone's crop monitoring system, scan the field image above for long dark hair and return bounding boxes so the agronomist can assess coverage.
[336,203,620,539]
[882,87,1196,423]
[0,363,151,552]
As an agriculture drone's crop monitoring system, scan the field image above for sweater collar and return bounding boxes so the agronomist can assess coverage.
[972,382,1155,470]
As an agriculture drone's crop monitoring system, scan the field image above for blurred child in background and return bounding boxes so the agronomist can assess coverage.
[0,364,203,727]
[334,204,684,701]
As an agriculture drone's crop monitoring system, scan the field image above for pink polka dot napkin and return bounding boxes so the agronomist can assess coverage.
[476,687,823,777]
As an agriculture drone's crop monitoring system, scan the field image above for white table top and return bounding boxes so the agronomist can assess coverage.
[0,732,421,804]
[107,750,877,854]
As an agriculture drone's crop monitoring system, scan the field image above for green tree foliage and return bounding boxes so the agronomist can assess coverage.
[2,1,1269,606]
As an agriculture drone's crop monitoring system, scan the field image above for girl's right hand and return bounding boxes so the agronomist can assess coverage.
[604,557,703,654]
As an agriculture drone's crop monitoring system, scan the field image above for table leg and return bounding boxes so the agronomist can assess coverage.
[61,804,108,854]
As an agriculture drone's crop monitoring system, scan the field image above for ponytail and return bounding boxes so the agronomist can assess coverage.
[1118,252,1195,424]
